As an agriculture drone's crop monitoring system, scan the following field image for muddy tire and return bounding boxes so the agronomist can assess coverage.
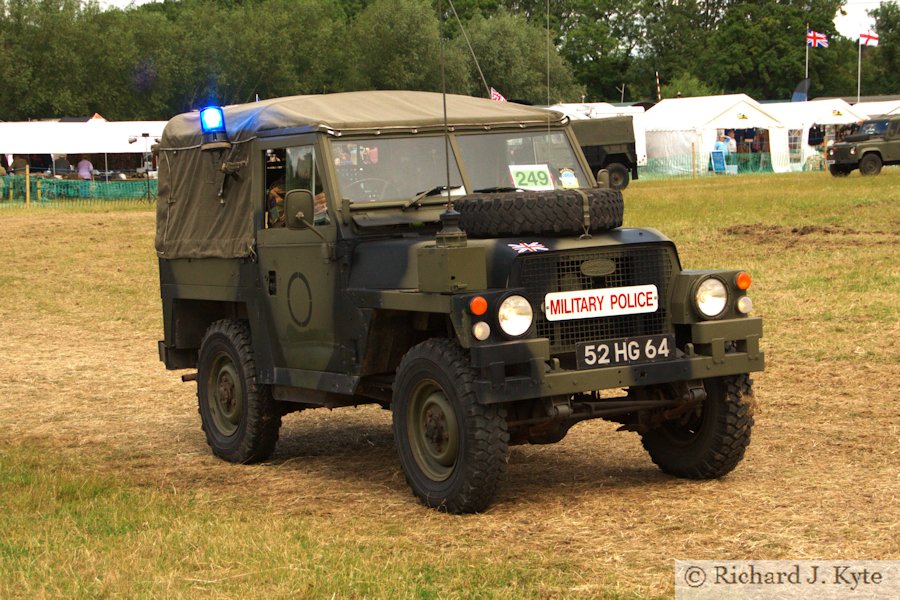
[641,374,754,479]
[828,164,851,177]
[197,319,281,463]
[606,162,630,190]
[858,154,882,176]
[457,188,623,237]
[392,339,509,513]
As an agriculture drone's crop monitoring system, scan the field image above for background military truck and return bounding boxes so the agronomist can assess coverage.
[827,113,900,176]
[156,91,763,513]
[569,116,639,190]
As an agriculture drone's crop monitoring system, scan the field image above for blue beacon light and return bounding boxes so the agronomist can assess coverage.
[199,106,230,149]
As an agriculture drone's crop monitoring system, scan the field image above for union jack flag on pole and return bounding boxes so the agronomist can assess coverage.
[807,30,829,48]
[859,31,879,46]
[490,87,507,102]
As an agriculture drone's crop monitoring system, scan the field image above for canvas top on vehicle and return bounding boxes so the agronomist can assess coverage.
[155,91,569,259]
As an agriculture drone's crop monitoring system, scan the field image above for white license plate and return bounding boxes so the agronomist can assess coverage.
[544,284,659,321]
[826,160,835,165]
[575,334,675,370]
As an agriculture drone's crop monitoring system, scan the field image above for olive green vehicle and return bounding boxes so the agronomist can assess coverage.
[156,91,764,513]
[827,113,900,176]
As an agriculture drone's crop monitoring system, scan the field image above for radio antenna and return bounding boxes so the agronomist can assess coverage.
[440,0,452,210]
[546,0,551,130]
[436,0,466,247]
[447,0,490,98]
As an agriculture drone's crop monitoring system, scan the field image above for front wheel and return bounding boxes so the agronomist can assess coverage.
[392,339,509,513]
[858,154,882,176]
[640,374,754,479]
[197,319,281,463]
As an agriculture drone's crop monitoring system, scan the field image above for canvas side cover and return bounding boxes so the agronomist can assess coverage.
[155,137,254,259]
[570,117,635,146]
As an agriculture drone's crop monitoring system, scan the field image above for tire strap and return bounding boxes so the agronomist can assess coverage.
[575,189,591,239]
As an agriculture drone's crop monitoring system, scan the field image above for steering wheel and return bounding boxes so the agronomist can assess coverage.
[344,177,391,201]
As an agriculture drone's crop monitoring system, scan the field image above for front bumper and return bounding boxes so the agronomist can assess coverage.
[826,157,858,167]
[469,317,763,404]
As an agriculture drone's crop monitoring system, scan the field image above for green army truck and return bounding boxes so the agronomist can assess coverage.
[156,91,764,513]
[827,113,900,176]
[570,116,639,190]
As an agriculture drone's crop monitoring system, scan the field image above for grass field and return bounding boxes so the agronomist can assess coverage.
[0,171,898,598]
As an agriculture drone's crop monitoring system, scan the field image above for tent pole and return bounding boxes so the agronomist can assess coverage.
[104,154,109,183]
[692,142,696,178]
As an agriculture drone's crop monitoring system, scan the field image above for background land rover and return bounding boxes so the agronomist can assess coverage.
[827,114,900,177]
[156,91,764,514]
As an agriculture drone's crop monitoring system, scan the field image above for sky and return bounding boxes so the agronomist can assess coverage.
[98,0,885,39]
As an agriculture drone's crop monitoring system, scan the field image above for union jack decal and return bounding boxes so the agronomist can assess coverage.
[508,242,549,254]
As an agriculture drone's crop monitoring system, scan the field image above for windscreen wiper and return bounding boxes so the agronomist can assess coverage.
[401,185,462,211]
[472,186,522,193]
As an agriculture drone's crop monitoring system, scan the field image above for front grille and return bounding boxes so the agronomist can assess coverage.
[511,245,678,355]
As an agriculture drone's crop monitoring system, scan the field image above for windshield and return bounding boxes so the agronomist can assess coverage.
[859,120,889,135]
[332,136,464,202]
[456,131,589,192]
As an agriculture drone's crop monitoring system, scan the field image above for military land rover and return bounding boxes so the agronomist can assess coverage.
[156,91,763,513]
[570,116,639,190]
[827,113,900,176]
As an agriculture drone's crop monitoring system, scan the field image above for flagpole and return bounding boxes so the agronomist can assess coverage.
[805,45,809,79]
[857,38,862,103]
[805,23,809,79]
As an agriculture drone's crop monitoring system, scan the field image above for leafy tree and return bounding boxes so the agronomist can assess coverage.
[453,9,583,103]
[346,0,469,92]
[660,73,718,98]
[866,2,899,95]
[693,1,847,99]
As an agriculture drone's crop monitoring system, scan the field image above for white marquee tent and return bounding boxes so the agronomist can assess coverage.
[763,99,866,171]
[0,120,167,155]
[851,100,900,119]
[643,94,789,175]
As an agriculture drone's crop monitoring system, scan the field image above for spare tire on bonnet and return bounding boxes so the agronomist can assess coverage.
[456,188,623,237]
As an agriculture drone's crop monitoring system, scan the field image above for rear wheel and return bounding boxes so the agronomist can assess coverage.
[606,162,630,190]
[858,154,882,176]
[641,374,754,479]
[393,339,509,513]
[197,319,281,463]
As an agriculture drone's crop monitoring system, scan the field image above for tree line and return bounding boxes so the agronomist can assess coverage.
[0,0,896,121]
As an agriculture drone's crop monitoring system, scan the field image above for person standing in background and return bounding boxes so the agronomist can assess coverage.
[10,155,28,174]
[53,155,72,175]
[77,155,94,180]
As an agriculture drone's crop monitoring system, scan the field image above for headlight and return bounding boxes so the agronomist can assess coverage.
[498,295,533,337]
[850,147,856,155]
[695,278,728,318]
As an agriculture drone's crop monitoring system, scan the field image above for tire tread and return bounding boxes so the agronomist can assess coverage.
[393,338,508,513]
[641,374,754,479]
[198,319,281,464]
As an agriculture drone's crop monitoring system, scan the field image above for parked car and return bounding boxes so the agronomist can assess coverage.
[827,114,900,176]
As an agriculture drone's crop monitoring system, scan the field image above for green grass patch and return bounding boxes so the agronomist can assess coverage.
[0,443,598,598]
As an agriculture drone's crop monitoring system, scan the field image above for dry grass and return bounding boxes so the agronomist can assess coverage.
[0,171,898,598]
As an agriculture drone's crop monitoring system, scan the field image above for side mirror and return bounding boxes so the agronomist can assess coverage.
[596,169,610,189]
[285,189,315,229]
